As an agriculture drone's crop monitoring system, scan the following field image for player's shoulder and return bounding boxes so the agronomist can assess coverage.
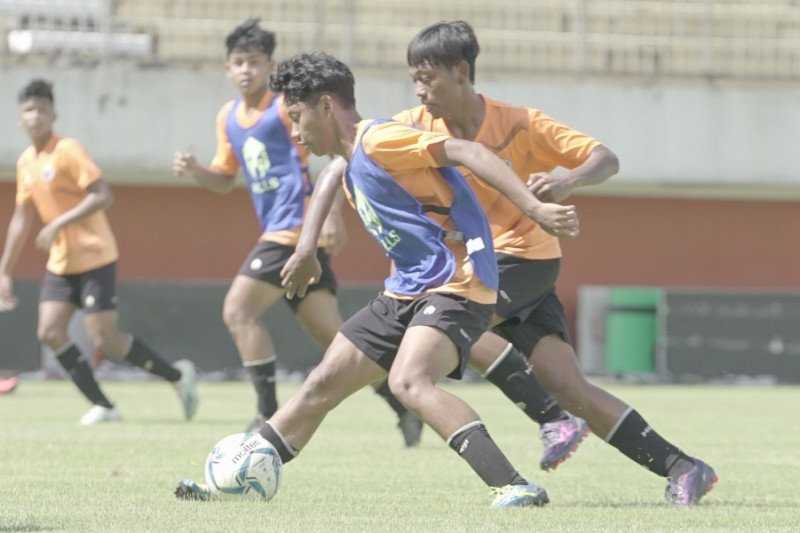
[17,146,35,166]
[54,137,90,157]
[360,119,418,149]
[483,96,534,129]
[391,105,430,129]
[216,99,237,121]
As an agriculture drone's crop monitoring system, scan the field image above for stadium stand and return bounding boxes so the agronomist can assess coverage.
[1,1,798,77]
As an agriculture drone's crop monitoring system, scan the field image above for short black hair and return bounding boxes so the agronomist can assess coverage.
[18,78,54,104]
[225,18,276,57]
[407,20,479,83]
[270,52,356,108]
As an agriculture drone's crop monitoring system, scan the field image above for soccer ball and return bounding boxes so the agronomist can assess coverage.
[204,432,282,501]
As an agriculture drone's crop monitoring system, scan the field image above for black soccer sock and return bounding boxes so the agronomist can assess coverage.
[374,379,408,418]
[484,345,566,425]
[124,337,181,382]
[607,408,692,477]
[246,358,278,418]
[259,422,298,464]
[447,421,528,487]
[56,344,114,409]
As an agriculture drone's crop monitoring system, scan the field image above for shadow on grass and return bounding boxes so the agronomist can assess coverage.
[0,523,60,532]
[568,499,799,509]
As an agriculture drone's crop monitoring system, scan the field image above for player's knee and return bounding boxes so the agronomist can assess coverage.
[387,372,430,410]
[37,323,69,349]
[222,304,256,333]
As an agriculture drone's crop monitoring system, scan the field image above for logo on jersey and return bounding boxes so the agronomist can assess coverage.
[41,165,55,182]
[243,137,279,194]
[352,186,401,252]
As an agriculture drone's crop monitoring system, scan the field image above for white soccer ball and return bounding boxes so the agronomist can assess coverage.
[204,432,282,501]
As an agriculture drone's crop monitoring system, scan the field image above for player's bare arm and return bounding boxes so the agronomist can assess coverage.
[172,151,236,193]
[34,179,113,252]
[527,144,619,203]
[434,138,580,238]
[318,169,348,256]
[280,157,347,299]
[0,201,36,311]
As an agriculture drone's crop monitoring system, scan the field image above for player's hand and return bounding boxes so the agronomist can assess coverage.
[527,172,574,203]
[0,274,17,312]
[173,151,198,178]
[319,211,348,256]
[35,223,59,252]
[280,250,322,300]
[529,203,580,239]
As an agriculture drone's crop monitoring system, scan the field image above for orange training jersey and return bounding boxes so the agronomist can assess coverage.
[16,135,118,275]
[348,120,496,305]
[394,96,601,259]
[210,91,311,246]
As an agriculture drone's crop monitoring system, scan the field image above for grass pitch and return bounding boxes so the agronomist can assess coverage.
[1,381,798,532]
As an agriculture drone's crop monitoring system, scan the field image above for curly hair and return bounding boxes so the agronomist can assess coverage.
[270,52,355,108]
[225,18,276,57]
[407,21,480,83]
[18,79,54,104]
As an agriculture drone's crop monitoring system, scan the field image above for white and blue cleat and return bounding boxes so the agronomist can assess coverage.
[174,479,212,501]
[490,482,550,508]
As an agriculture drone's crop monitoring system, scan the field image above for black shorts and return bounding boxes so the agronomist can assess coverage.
[491,256,570,357]
[340,293,493,380]
[40,261,117,313]
[238,241,337,312]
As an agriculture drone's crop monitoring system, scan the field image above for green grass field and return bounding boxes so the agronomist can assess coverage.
[1,381,798,532]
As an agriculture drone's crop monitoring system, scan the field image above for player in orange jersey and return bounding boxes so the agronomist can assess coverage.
[0,80,198,425]
[398,21,717,505]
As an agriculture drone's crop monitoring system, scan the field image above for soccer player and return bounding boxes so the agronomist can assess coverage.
[397,21,718,505]
[0,79,198,425]
[176,51,579,507]
[172,19,419,441]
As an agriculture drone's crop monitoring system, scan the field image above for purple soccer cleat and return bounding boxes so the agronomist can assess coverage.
[665,459,718,506]
[538,414,590,471]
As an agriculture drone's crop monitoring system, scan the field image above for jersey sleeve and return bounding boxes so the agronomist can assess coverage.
[527,109,601,170]
[15,157,32,206]
[210,101,240,175]
[361,121,450,173]
[60,139,102,189]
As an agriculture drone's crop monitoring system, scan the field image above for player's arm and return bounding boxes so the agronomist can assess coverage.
[528,144,619,202]
[433,139,579,238]
[35,179,113,252]
[173,153,237,193]
[0,201,37,311]
[280,156,348,299]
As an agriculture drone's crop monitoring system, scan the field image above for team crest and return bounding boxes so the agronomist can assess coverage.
[243,137,271,178]
[41,165,55,182]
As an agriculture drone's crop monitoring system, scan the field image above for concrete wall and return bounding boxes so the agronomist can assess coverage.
[1,65,798,187]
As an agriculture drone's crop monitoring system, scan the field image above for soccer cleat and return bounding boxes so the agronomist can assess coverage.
[173,359,199,421]
[79,405,122,426]
[174,479,212,501]
[245,415,266,434]
[0,376,19,395]
[490,482,550,508]
[539,414,590,471]
[397,411,424,447]
[665,459,718,506]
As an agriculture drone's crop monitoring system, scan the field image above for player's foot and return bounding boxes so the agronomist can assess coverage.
[539,414,590,471]
[173,359,199,420]
[245,414,266,434]
[397,411,423,447]
[174,479,211,501]
[665,458,718,506]
[80,405,122,426]
[490,482,550,508]
[0,376,19,395]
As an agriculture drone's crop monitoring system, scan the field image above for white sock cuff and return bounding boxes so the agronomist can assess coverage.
[243,356,277,367]
[481,343,514,378]
[604,406,633,442]
[445,420,485,447]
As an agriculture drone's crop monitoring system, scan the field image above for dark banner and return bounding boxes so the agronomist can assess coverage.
[660,290,800,383]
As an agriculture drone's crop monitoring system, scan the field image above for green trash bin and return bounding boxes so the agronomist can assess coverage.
[605,287,661,374]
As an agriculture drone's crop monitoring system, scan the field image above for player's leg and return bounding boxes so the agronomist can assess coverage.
[386,295,547,507]
[259,332,386,460]
[520,294,717,504]
[294,252,422,447]
[38,270,117,423]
